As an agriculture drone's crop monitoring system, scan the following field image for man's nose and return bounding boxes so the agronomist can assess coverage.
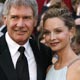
[17,18,25,27]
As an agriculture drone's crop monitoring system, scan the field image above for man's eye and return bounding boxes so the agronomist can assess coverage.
[23,16,32,19]
[11,16,18,19]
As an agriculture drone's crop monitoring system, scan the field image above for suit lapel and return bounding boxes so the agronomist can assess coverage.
[1,26,7,33]
[29,39,43,80]
[0,36,17,80]
[0,36,46,80]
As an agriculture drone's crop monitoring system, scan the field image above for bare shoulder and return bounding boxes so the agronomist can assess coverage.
[67,59,80,80]
[71,58,80,71]
[73,62,80,80]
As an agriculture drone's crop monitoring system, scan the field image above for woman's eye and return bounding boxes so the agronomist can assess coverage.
[43,31,50,35]
[55,30,62,33]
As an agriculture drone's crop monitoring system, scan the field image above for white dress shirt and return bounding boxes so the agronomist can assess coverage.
[5,32,37,80]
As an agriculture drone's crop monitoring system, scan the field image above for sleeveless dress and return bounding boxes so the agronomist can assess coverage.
[46,57,80,80]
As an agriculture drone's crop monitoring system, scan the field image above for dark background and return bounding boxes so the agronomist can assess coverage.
[0,0,5,3]
[0,0,48,15]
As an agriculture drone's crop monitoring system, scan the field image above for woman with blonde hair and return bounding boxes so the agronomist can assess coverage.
[42,7,80,80]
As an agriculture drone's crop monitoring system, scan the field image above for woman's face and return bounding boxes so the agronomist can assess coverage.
[43,17,73,52]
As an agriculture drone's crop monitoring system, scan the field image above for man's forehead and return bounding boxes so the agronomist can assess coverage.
[9,6,33,13]
[8,6,34,17]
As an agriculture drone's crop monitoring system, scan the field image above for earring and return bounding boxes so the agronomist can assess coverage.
[69,36,72,44]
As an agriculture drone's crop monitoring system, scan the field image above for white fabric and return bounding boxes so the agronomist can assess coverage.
[0,25,6,37]
[0,25,6,31]
[5,32,37,80]
[46,65,67,80]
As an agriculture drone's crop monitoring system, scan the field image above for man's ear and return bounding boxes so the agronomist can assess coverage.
[3,15,7,25]
[34,17,38,27]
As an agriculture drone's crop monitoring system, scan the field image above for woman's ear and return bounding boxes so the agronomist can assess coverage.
[70,27,76,39]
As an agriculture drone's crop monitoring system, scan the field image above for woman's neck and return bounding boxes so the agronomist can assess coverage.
[54,47,77,69]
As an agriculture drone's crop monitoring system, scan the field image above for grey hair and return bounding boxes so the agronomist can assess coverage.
[3,0,38,17]
[0,3,4,22]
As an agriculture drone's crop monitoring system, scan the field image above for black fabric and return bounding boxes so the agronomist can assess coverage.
[16,47,30,80]
[1,26,7,34]
[0,35,52,80]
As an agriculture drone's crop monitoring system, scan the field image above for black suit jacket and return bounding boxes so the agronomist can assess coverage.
[0,35,52,80]
[1,26,7,34]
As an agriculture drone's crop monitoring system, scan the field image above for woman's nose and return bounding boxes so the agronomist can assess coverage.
[50,32,56,40]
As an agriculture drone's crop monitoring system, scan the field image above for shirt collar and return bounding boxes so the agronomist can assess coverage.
[5,32,29,57]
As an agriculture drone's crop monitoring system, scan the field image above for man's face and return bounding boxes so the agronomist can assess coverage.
[4,6,36,45]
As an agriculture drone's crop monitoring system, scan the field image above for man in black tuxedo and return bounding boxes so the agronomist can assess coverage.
[0,0,52,80]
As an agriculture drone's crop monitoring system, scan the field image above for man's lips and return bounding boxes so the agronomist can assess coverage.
[15,30,27,34]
